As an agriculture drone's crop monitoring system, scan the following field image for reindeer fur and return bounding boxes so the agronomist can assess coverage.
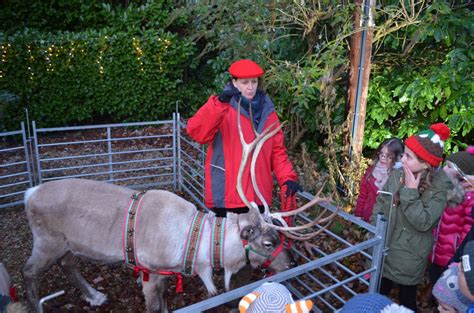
[22,178,291,313]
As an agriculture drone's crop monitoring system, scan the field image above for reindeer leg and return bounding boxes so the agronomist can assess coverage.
[224,269,233,291]
[196,266,217,295]
[142,275,168,313]
[23,238,67,312]
[58,252,107,306]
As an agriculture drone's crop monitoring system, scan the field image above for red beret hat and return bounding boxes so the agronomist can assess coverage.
[229,59,264,79]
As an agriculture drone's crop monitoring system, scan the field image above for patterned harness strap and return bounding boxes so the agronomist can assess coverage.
[182,211,207,276]
[210,216,226,270]
[123,191,145,267]
[122,192,184,292]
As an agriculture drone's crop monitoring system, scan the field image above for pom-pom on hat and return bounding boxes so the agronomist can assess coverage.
[339,293,413,312]
[447,146,474,176]
[433,263,473,312]
[238,282,313,313]
[404,123,450,166]
[229,59,264,79]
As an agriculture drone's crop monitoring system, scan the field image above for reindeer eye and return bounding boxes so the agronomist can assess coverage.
[263,241,274,249]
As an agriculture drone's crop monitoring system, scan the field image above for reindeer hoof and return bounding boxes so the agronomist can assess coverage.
[85,291,108,306]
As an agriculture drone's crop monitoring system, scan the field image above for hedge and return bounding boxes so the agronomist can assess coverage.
[0,28,196,130]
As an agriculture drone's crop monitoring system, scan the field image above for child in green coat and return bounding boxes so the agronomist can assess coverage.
[371,123,452,312]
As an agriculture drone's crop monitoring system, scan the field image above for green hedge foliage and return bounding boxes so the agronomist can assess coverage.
[0,29,195,129]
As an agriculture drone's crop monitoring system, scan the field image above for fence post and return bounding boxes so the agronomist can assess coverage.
[369,213,388,293]
[21,122,34,188]
[32,121,43,184]
[107,127,113,182]
[175,112,182,192]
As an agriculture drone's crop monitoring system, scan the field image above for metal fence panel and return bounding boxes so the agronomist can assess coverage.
[32,120,177,190]
[0,123,33,209]
[176,120,387,312]
[177,117,206,209]
[174,208,387,312]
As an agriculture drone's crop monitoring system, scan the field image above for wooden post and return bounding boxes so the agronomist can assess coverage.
[347,0,375,157]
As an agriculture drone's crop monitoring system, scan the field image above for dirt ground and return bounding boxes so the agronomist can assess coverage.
[0,203,236,312]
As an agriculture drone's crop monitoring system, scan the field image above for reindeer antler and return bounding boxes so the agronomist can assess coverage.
[236,99,281,220]
[236,100,339,241]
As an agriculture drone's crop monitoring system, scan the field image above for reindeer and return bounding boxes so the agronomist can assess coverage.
[22,103,338,313]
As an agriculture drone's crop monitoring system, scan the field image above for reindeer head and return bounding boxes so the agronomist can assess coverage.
[236,206,296,273]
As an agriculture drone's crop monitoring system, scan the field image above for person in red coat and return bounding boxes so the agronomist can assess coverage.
[429,147,474,292]
[187,59,301,217]
[354,138,404,222]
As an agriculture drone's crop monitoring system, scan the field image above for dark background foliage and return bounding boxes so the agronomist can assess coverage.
[0,0,472,154]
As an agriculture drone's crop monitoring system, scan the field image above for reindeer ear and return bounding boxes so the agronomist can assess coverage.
[285,300,313,313]
[240,225,262,242]
[239,291,260,313]
[238,205,262,230]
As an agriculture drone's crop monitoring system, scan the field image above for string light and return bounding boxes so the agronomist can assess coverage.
[27,45,35,80]
[1,34,180,81]
[132,37,145,71]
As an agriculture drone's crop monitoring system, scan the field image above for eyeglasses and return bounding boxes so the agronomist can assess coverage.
[378,152,393,160]
[447,161,474,187]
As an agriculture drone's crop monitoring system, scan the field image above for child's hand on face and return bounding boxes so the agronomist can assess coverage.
[403,164,421,189]
[403,163,421,189]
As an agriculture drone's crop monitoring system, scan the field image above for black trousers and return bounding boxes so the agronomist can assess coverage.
[211,206,265,217]
[380,277,418,312]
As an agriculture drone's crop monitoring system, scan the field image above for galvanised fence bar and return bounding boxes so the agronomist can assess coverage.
[0,123,33,209]
[173,192,387,312]
[177,116,206,209]
[31,116,178,190]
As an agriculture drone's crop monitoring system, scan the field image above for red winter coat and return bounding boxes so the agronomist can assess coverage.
[430,190,474,267]
[186,94,297,209]
[354,166,379,222]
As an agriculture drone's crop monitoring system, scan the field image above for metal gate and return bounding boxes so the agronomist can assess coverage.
[0,123,33,209]
[0,115,387,312]
[0,115,180,209]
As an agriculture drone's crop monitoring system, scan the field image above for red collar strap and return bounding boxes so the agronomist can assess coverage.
[132,266,184,293]
[9,286,18,302]
[241,232,289,273]
[261,233,287,271]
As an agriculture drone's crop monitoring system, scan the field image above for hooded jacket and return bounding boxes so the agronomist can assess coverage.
[371,168,451,285]
[355,166,379,222]
[430,179,474,268]
[186,92,297,209]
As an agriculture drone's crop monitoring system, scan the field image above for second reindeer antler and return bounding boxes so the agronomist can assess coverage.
[235,99,339,241]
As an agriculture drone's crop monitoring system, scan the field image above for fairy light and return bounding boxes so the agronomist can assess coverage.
[0,34,175,82]
[132,37,145,71]
[0,44,7,79]
[27,45,35,80]
[96,37,110,76]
